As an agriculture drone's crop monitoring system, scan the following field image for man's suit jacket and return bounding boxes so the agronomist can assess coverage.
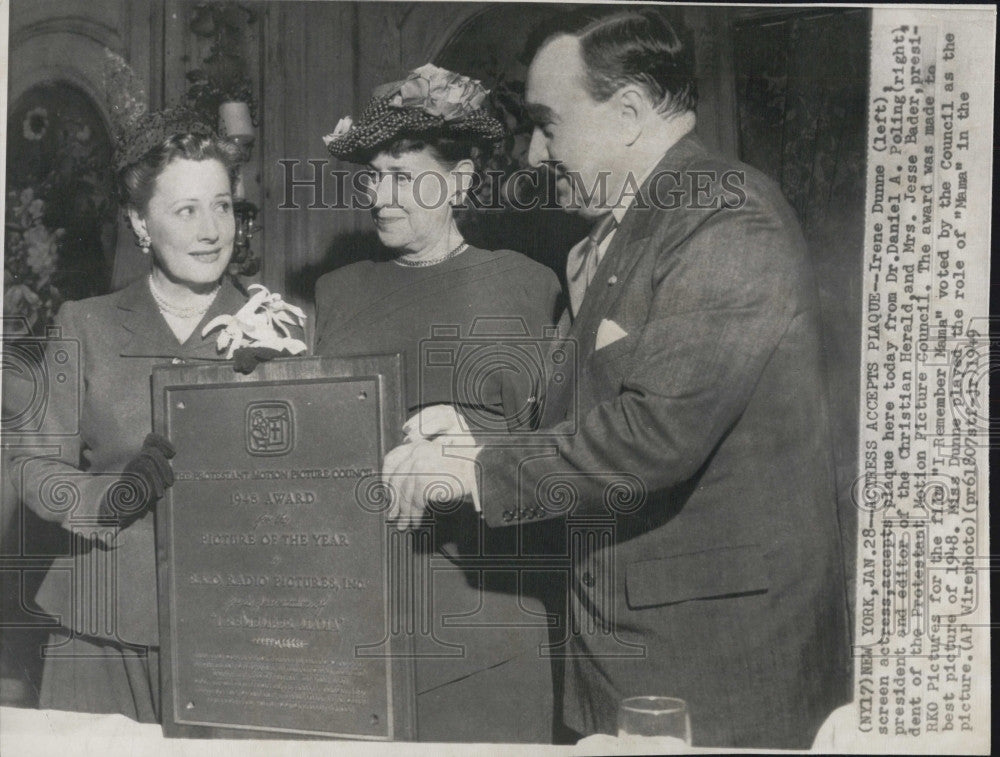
[12,277,246,646]
[476,134,852,748]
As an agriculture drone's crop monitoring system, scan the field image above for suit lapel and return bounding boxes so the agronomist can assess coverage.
[116,278,175,357]
[569,132,710,354]
[541,133,710,425]
[117,276,245,360]
[190,278,249,359]
[569,222,648,353]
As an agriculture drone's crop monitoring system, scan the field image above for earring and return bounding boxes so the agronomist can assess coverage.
[137,233,151,254]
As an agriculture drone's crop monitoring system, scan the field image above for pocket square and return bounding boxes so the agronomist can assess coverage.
[595,318,628,351]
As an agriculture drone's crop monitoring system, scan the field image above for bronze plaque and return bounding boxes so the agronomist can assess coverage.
[152,355,413,740]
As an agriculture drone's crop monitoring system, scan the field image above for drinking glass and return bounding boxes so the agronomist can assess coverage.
[617,696,691,746]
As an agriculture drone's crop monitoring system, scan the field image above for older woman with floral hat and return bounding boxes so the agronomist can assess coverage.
[317,64,562,743]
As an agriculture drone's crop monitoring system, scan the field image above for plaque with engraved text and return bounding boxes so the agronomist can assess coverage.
[152,355,414,740]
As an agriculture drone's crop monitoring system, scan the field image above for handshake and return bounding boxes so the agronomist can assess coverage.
[97,406,481,536]
[382,405,483,530]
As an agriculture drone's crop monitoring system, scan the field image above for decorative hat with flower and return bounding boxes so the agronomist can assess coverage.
[323,63,505,163]
[104,49,216,173]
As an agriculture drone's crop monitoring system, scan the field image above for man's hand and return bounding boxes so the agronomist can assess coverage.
[382,438,481,530]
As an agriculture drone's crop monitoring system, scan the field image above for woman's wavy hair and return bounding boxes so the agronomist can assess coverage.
[117,134,257,276]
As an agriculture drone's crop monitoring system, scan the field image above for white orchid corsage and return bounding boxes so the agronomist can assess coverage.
[202,284,307,359]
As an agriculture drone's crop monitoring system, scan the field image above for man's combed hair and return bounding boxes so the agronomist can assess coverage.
[540,7,698,116]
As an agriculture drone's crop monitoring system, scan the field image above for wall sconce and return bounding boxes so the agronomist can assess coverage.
[219,101,255,146]
[219,102,259,273]
[219,101,255,197]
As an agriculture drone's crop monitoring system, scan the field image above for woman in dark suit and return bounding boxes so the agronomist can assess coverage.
[10,109,296,721]
[317,65,562,742]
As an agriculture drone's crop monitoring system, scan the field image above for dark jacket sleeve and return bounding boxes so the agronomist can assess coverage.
[497,262,563,432]
[477,192,806,526]
[10,300,115,524]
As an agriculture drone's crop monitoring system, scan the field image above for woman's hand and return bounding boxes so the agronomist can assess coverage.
[231,346,286,374]
[402,404,473,443]
[100,433,176,526]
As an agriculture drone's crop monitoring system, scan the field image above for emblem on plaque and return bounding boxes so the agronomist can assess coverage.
[245,401,294,455]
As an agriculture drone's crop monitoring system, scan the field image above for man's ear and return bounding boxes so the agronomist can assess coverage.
[617,87,650,146]
[127,206,148,239]
[451,158,476,204]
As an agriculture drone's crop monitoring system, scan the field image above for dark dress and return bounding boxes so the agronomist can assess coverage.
[11,277,248,721]
[314,246,563,742]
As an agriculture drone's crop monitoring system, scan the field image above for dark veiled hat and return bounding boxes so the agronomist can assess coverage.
[112,107,215,173]
[323,64,505,163]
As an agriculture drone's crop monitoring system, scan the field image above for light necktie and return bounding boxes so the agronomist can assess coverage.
[566,213,618,318]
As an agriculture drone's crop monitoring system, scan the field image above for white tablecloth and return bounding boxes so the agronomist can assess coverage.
[0,706,714,757]
[0,707,556,757]
[8,702,973,754]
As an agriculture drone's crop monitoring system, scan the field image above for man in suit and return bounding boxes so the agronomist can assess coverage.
[383,8,852,748]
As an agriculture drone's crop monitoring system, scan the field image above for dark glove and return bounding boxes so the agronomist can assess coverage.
[232,346,286,375]
[100,433,176,525]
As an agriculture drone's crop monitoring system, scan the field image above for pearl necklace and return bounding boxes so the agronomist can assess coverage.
[148,274,220,319]
[394,242,469,268]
